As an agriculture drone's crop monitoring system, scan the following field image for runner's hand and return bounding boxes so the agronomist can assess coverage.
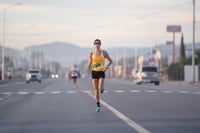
[104,66,109,72]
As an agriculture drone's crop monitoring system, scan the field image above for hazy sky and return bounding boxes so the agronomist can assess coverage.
[0,0,199,49]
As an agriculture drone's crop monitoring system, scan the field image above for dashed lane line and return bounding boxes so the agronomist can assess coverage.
[146,90,156,93]
[1,90,200,96]
[162,91,172,93]
[114,90,124,93]
[18,91,29,95]
[83,90,92,94]
[178,91,189,94]
[1,92,12,95]
[50,91,61,94]
[0,84,9,87]
[34,91,45,95]
[130,90,140,93]
[66,91,77,94]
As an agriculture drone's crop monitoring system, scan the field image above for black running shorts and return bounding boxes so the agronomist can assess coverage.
[92,71,105,79]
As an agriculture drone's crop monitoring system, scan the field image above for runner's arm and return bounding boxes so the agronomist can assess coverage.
[103,51,112,70]
[87,52,93,69]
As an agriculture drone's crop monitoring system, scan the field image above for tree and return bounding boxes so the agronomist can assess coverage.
[167,34,186,81]
[180,33,186,64]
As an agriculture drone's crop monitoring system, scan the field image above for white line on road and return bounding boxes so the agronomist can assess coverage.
[0,98,3,100]
[130,90,140,93]
[100,99,151,133]
[0,84,9,87]
[78,85,150,133]
[178,91,188,94]
[104,90,108,93]
[34,91,44,95]
[114,90,124,93]
[2,92,12,95]
[50,91,61,94]
[146,90,156,93]
[18,92,29,95]
[162,91,172,93]
[83,90,92,94]
[1,89,198,97]
[66,91,77,94]
[86,92,151,133]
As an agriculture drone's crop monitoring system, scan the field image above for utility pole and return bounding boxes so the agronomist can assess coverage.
[123,48,126,78]
[2,2,22,80]
[192,0,196,82]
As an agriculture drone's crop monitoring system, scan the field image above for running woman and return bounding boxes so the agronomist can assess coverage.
[87,39,112,112]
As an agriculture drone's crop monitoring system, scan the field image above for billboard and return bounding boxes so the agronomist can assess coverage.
[167,25,181,32]
[166,41,173,45]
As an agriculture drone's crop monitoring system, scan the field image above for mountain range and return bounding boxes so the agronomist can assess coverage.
[22,41,148,67]
[5,41,199,68]
[23,41,92,67]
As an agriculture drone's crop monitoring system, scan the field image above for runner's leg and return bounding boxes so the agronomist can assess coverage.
[92,79,100,105]
[99,78,104,93]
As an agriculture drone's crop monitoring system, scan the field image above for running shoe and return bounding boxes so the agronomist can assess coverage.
[100,88,104,94]
[96,106,100,112]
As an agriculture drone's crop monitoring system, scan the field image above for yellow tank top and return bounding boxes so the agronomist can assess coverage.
[91,51,105,71]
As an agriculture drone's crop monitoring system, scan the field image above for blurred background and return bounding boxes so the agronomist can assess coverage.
[0,0,200,82]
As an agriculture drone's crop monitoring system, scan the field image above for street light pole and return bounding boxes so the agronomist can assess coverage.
[2,8,6,80]
[192,0,195,83]
[1,2,22,80]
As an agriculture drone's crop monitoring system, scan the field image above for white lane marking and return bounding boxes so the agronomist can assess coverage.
[178,91,188,94]
[83,90,92,94]
[130,90,140,93]
[0,98,3,100]
[2,92,12,95]
[2,89,198,96]
[162,91,172,93]
[100,99,151,133]
[34,91,44,95]
[104,90,108,93]
[50,91,61,94]
[66,91,77,94]
[146,90,156,93]
[0,84,9,87]
[18,92,29,95]
[85,91,151,133]
[114,90,124,93]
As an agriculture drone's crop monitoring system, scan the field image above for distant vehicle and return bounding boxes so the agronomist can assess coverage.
[135,66,160,85]
[7,71,12,80]
[26,70,42,83]
[51,74,59,79]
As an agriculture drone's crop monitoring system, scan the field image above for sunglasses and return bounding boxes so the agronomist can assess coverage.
[94,42,101,45]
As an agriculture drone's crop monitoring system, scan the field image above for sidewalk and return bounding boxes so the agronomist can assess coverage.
[0,78,24,84]
[186,81,200,86]
[167,80,200,86]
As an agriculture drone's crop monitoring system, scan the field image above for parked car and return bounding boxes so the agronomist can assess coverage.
[135,66,160,85]
[26,70,42,83]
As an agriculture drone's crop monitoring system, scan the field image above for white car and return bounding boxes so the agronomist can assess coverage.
[135,66,160,85]
[26,70,42,83]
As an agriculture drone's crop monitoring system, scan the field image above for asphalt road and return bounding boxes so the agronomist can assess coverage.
[0,78,200,133]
